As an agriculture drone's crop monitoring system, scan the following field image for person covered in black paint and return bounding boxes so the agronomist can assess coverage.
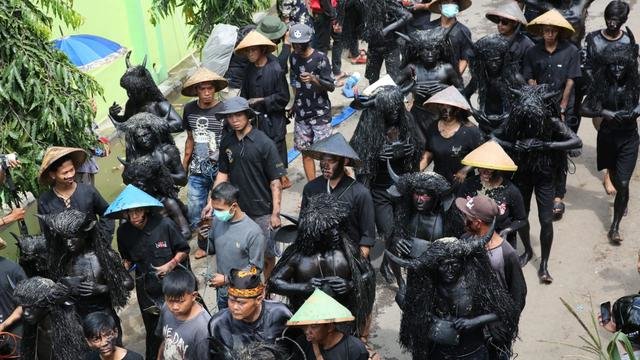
[581,41,640,244]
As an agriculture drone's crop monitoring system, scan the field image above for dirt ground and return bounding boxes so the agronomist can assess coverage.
[119,1,640,358]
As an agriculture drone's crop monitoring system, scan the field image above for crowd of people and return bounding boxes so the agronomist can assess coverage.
[0,0,639,359]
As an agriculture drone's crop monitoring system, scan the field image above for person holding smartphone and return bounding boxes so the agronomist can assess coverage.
[600,295,640,359]
[288,23,336,181]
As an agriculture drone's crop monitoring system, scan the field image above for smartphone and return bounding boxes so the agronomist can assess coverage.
[600,301,611,324]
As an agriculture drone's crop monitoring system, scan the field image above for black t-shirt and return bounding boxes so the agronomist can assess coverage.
[428,19,473,66]
[117,213,190,301]
[85,349,143,360]
[301,176,376,247]
[0,257,26,335]
[218,128,287,217]
[182,100,225,176]
[289,50,333,124]
[457,176,527,232]
[407,1,431,32]
[522,40,582,91]
[425,122,484,183]
[299,333,369,360]
[38,183,115,241]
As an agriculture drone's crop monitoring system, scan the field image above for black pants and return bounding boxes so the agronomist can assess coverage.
[140,305,162,360]
[313,13,344,75]
[366,44,401,83]
[371,185,395,243]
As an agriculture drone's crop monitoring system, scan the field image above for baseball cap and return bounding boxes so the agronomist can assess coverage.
[289,23,313,43]
[455,195,499,223]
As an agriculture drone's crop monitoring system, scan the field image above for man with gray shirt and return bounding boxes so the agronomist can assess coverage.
[206,182,266,310]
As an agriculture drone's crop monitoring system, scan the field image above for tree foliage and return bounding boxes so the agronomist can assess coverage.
[150,0,272,49]
[0,0,102,203]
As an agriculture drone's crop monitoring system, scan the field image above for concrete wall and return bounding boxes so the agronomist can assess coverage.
[53,0,194,125]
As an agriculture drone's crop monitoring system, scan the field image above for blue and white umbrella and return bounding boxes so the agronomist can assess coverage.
[53,34,127,71]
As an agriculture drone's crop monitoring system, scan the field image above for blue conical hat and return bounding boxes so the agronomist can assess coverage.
[104,185,163,218]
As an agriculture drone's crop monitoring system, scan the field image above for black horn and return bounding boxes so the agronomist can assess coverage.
[399,79,415,95]
[125,50,132,68]
[385,250,421,269]
[141,54,148,68]
[394,31,411,42]
[387,159,400,184]
[508,87,524,98]
[117,156,129,167]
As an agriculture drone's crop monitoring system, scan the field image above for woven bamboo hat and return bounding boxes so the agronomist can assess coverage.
[527,9,575,39]
[430,0,472,14]
[181,67,228,97]
[302,133,362,167]
[486,1,527,25]
[287,289,355,326]
[235,30,277,54]
[38,146,88,185]
[423,85,470,111]
[461,140,517,171]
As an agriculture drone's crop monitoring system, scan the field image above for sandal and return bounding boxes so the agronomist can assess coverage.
[334,72,348,87]
[608,229,623,244]
[552,201,565,221]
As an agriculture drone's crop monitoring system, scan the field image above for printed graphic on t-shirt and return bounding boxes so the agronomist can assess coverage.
[162,325,188,360]
[190,116,219,176]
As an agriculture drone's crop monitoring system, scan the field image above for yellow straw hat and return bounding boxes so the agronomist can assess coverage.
[461,140,517,171]
[423,85,470,111]
[38,146,88,185]
[527,9,575,39]
[234,30,277,54]
[181,67,228,97]
[430,0,472,14]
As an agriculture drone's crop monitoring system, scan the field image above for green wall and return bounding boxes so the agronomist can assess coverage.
[54,0,194,126]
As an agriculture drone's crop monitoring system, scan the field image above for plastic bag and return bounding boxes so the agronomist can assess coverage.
[201,24,238,76]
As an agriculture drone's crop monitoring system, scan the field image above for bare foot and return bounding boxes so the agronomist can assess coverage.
[603,172,617,195]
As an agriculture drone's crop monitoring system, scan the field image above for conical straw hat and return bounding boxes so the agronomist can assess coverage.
[38,146,88,185]
[430,0,472,14]
[486,1,527,25]
[302,133,362,167]
[181,67,228,96]
[527,9,575,39]
[104,185,164,218]
[461,140,517,171]
[235,30,277,54]
[287,289,355,326]
[423,85,470,111]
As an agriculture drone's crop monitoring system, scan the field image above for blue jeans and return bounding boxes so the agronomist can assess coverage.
[187,173,214,232]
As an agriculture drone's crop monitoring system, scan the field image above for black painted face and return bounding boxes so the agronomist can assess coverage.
[22,305,47,324]
[605,16,626,33]
[420,46,442,66]
[486,56,504,75]
[320,155,345,180]
[134,127,155,151]
[439,105,458,121]
[438,258,463,284]
[412,189,436,213]
[64,233,87,254]
[608,63,627,81]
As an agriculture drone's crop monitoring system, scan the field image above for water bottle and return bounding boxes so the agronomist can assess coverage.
[342,72,361,98]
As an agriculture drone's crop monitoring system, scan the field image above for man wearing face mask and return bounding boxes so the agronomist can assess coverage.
[427,0,474,75]
[207,182,266,310]
[301,133,375,259]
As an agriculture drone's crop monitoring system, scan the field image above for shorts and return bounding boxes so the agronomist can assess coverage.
[250,214,280,258]
[597,129,639,183]
[294,121,332,151]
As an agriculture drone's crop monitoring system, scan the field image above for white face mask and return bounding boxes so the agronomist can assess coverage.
[441,3,460,18]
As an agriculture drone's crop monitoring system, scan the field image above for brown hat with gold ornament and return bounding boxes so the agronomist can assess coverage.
[461,140,517,171]
[181,67,229,97]
[234,30,277,55]
[527,9,575,39]
[423,85,471,111]
[38,146,88,185]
